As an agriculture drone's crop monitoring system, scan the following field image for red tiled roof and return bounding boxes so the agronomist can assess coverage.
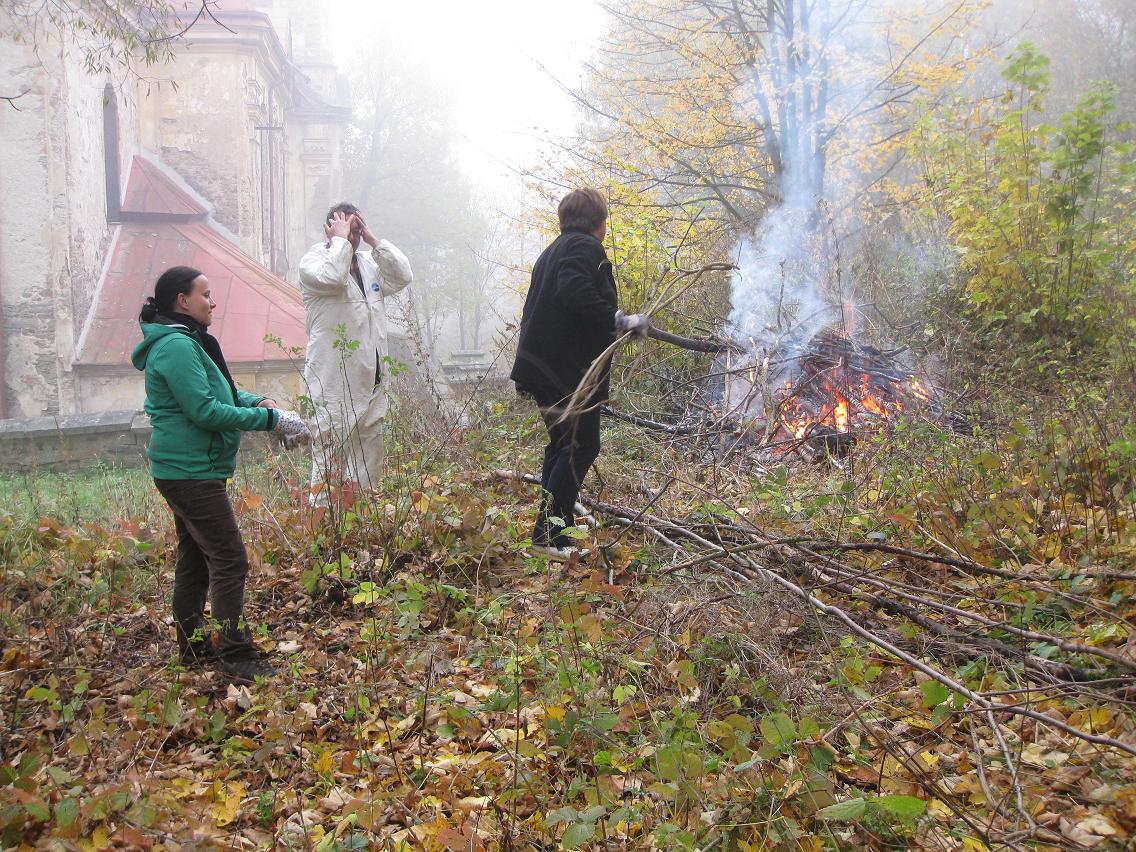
[75,221,308,366]
[121,156,209,217]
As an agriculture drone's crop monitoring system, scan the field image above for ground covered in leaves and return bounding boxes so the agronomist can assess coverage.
[2,394,1135,850]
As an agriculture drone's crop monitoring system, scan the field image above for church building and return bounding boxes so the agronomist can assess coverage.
[0,0,350,418]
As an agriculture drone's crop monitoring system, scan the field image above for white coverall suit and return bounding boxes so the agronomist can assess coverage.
[298,236,413,499]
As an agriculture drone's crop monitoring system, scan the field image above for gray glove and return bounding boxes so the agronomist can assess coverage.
[270,409,312,449]
[615,310,650,337]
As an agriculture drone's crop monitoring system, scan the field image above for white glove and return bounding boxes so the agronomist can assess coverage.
[270,409,312,449]
[615,310,650,337]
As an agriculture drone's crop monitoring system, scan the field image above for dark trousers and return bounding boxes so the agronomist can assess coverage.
[154,478,255,659]
[530,390,602,547]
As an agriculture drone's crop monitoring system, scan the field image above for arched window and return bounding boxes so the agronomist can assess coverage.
[102,83,121,222]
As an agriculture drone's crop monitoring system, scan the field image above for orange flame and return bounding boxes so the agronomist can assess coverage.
[833,395,849,431]
[764,337,939,444]
[908,377,931,402]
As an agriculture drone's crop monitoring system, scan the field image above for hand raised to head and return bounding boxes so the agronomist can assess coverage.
[354,213,379,248]
[325,211,353,242]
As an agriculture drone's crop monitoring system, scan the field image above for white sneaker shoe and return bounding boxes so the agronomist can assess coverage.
[529,544,591,562]
[574,504,598,527]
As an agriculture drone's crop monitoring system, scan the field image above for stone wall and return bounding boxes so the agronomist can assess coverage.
[0,410,152,470]
[0,409,282,471]
[136,41,277,261]
[288,123,344,274]
[74,366,305,416]
[0,21,138,419]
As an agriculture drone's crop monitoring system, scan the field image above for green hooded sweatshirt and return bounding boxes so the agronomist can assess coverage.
[131,322,278,480]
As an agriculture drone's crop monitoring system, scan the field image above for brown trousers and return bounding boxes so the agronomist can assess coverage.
[155,478,256,659]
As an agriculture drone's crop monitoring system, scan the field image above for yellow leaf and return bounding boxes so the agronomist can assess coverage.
[545,705,566,721]
[315,748,335,776]
[612,753,636,772]
[902,715,939,731]
[493,727,524,744]
[961,837,989,852]
[78,826,111,851]
[1020,743,1069,768]
[211,781,245,827]
[928,798,953,820]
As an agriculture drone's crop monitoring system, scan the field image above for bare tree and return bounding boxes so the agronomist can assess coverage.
[573,0,985,230]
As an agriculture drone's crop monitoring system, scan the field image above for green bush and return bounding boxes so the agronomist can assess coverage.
[911,43,1136,360]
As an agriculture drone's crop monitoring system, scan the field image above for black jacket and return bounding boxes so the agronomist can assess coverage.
[511,229,618,403]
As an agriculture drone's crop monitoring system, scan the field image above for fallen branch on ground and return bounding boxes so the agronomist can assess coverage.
[490,468,1136,760]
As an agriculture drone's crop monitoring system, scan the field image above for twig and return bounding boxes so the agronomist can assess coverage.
[2,90,30,109]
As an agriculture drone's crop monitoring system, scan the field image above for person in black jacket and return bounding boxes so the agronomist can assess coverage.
[511,188,647,558]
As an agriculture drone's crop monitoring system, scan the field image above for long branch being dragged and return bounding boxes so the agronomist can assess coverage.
[645,324,743,354]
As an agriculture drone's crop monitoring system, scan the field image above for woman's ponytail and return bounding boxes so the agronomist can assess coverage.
[139,296,160,323]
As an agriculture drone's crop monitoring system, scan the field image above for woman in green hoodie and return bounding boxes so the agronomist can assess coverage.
[133,266,310,683]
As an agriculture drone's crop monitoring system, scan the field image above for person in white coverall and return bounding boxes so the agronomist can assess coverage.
[298,203,413,505]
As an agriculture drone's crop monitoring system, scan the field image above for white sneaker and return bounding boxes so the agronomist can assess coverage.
[529,544,591,562]
[573,504,598,527]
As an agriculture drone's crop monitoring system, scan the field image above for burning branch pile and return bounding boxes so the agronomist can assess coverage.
[624,322,964,459]
[757,328,961,451]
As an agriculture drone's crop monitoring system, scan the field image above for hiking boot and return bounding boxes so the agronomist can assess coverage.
[219,654,276,684]
[178,641,219,668]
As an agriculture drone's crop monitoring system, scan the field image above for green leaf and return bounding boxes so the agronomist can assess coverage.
[810,744,836,771]
[55,797,80,828]
[579,805,605,823]
[656,745,682,781]
[612,684,636,704]
[759,711,797,748]
[971,451,1002,471]
[726,713,754,734]
[815,798,867,821]
[869,795,927,819]
[919,679,951,709]
[545,807,577,827]
[24,798,51,822]
[561,821,595,848]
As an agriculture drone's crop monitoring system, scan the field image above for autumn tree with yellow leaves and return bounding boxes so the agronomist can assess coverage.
[551,0,990,340]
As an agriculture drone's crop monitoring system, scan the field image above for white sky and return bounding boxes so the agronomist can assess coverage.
[331,0,607,193]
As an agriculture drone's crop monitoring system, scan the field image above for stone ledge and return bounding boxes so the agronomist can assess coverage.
[0,410,143,438]
[0,410,152,470]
